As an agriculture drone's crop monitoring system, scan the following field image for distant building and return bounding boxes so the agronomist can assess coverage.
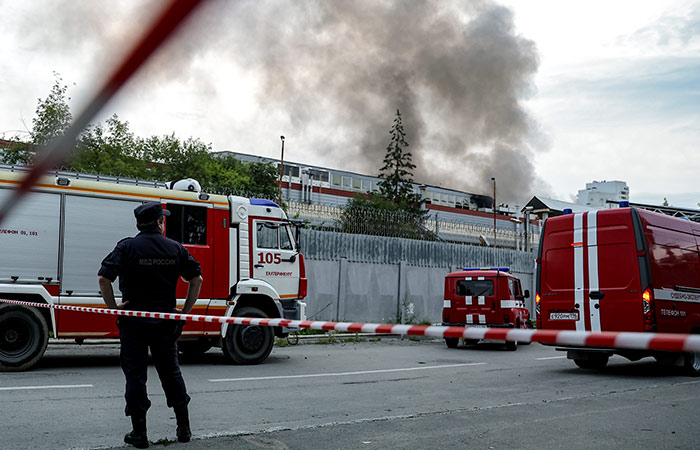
[215,151,526,226]
[577,180,629,207]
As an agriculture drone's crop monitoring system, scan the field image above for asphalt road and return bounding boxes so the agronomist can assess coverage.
[1,337,699,450]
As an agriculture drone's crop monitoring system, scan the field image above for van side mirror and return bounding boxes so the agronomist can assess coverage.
[524,289,530,299]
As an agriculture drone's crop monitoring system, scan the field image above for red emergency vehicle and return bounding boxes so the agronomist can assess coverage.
[0,169,307,371]
[442,268,531,350]
[536,205,700,374]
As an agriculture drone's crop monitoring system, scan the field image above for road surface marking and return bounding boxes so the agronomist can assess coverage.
[210,363,486,382]
[535,356,568,360]
[0,384,93,391]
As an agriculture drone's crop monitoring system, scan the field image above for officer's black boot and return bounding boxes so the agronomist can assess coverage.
[124,415,149,449]
[175,406,191,443]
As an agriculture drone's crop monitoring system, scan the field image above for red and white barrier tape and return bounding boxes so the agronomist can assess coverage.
[2,298,699,353]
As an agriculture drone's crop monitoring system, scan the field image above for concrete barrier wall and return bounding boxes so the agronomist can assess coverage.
[301,230,536,324]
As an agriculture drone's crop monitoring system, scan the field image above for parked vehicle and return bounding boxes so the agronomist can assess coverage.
[0,168,307,371]
[536,205,700,374]
[442,267,530,350]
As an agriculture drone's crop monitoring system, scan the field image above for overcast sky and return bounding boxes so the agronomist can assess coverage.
[1,0,698,208]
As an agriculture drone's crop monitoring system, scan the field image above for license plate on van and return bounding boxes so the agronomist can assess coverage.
[549,312,578,320]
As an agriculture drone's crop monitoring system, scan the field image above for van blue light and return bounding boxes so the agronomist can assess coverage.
[250,199,280,208]
[619,201,630,207]
[463,267,510,272]
[563,208,573,215]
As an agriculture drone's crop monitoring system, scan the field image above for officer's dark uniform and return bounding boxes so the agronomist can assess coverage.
[98,202,201,445]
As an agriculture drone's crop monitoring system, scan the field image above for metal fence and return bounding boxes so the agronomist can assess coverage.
[287,201,540,250]
[300,229,536,273]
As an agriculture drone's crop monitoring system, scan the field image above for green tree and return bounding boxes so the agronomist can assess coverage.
[2,76,278,198]
[338,109,432,239]
[377,109,422,213]
[31,73,73,147]
[70,115,146,177]
[0,140,32,165]
[0,73,73,165]
[339,193,436,240]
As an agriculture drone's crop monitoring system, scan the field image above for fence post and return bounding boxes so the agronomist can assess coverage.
[336,257,348,322]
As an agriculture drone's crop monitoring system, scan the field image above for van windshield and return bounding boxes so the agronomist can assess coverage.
[457,279,493,297]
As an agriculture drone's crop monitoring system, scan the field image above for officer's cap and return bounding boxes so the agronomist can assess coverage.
[134,202,170,224]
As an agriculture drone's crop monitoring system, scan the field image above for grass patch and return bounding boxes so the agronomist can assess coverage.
[291,328,328,336]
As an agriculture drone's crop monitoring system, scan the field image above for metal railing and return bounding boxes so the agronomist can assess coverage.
[286,201,539,250]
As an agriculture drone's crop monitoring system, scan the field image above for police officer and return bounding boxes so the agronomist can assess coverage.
[98,202,203,449]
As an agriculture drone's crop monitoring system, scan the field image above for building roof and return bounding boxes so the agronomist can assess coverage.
[624,201,700,222]
[523,196,596,217]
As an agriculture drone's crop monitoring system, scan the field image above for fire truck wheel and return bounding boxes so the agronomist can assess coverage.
[0,304,49,372]
[222,306,274,365]
[573,354,609,370]
[178,339,213,356]
[505,340,518,351]
[684,352,700,376]
[444,338,459,348]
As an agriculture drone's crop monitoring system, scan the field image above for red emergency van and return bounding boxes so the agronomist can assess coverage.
[442,268,530,350]
[536,206,700,374]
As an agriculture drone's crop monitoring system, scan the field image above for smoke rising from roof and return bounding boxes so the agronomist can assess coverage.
[9,0,547,203]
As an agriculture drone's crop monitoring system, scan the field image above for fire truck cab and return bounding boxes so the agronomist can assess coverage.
[536,206,700,374]
[442,268,530,350]
[0,168,307,371]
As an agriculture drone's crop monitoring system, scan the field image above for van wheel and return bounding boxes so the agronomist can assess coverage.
[684,352,700,376]
[0,304,49,372]
[505,340,518,351]
[573,354,609,370]
[444,338,459,348]
[518,320,531,345]
[222,307,274,365]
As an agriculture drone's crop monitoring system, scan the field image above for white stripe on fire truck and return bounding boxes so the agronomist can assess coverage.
[443,300,451,308]
[2,298,700,352]
[587,211,601,332]
[573,213,586,332]
[500,300,522,308]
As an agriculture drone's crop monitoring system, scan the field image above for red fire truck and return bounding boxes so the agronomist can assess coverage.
[442,268,531,350]
[0,169,307,371]
[536,206,700,374]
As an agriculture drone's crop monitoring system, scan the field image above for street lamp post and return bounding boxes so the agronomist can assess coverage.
[278,136,285,206]
[524,206,534,252]
[491,177,497,248]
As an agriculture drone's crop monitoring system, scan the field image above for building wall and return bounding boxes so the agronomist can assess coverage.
[577,180,629,207]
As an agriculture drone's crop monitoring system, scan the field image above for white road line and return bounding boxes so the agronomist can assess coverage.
[209,363,486,382]
[535,356,568,360]
[0,384,93,392]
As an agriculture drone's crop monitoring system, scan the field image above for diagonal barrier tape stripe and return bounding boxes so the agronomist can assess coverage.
[0,0,208,226]
[1,298,699,353]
